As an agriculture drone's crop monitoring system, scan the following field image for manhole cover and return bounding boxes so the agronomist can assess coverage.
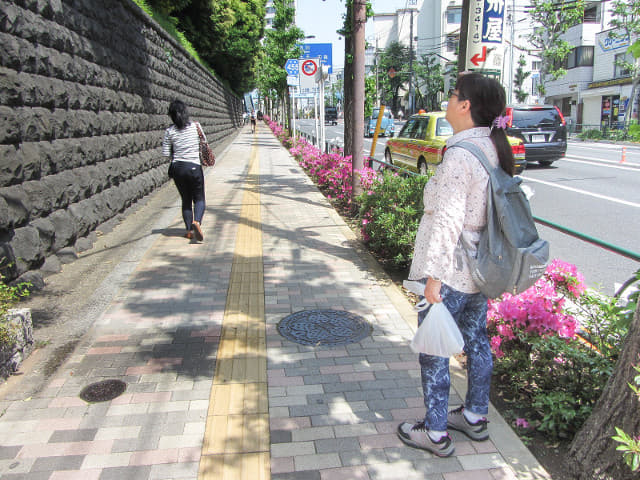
[277,309,372,347]
[80,379,127,403]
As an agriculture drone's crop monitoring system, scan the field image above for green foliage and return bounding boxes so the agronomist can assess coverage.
[513,55,530,103]
[377,42,414,113]
[528,0,585,96]
[578,129,603,140]
[364,76,377,118]
[413,55,445,111]
[357,171,430,267]
[532,390,593,439]
[612,362,640,472]
[256,0,304,105]
[630,124,640,141]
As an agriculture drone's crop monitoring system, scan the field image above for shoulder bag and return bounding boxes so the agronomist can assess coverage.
[195,123,216,167]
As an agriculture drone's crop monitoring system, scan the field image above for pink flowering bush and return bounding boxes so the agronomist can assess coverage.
[487,259,584,358]
[489,259,627,439]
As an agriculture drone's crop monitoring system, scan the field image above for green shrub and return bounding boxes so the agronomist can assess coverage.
[629,124,640,142]
[356,171,430,267]
[578,129,603,140]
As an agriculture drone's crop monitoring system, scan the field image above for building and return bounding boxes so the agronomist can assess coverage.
[543,0,636,129]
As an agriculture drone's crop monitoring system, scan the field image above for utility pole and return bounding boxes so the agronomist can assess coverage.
[458,0,470,73]
[408,8,414,115]
[350,0,366,198]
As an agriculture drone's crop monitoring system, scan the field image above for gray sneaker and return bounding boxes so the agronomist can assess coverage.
[397,421,455,457]
[447,406,489,441]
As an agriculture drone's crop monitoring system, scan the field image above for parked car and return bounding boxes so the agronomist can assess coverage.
[505,105,567,166]
[384,111,526,175]
[325,106,338,125]
[365,108,394,137]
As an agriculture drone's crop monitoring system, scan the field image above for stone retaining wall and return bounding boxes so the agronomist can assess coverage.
[0,0,243,282]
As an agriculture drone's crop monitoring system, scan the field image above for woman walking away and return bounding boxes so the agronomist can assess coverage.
[162,100,206,242]
[397,73,515,457]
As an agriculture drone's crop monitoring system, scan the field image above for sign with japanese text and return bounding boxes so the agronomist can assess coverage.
[299,43,333,74]
[465,0,505,77]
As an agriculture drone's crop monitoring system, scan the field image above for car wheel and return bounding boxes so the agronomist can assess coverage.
[418,159,428,176]
[539,160,554,167]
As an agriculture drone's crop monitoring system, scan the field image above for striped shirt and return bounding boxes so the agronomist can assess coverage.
[162,122,203,165]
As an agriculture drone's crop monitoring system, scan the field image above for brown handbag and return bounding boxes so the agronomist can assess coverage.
[195,123,215,167]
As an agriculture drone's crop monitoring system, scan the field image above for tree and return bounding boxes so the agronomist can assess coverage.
[513,54,531,103]
[364,76,376,117]
[153,0,266,95]
[609,0,640,127]
[567,302,640,479]
[256,0,304,130]
[413,54,445,112]
[528,0,585,96]
[377,42,414,114]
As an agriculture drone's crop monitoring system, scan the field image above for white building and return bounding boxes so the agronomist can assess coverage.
[544,0,636,129]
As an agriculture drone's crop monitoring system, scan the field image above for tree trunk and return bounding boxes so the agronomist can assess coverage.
[567,302,640,479]
[343,17,354,158]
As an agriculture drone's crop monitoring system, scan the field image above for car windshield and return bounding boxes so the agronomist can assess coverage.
[512,109,562,128]
[436,118,453,136]
[371,109,390,119]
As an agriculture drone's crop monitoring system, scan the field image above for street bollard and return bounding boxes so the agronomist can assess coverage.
[620,146,626,164]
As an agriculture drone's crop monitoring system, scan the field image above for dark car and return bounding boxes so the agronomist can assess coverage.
[506,105,567,166]
[325,106,338,125]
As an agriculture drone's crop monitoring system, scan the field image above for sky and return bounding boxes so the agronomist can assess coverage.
[295,0,411,70]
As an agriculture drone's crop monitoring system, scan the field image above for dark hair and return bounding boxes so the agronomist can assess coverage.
[168,100,190,130]
[455,73,514,176]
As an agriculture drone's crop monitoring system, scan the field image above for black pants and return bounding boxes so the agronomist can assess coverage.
[172,161,205,230]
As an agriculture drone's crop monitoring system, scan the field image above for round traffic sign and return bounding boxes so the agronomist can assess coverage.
[301,59,318,76]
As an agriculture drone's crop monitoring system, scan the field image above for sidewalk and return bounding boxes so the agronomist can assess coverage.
[0,125,550,480]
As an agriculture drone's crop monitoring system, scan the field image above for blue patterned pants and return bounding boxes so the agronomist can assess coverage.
[418,282,491,431]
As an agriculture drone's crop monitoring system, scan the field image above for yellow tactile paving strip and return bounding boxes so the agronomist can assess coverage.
[199,137,270,479]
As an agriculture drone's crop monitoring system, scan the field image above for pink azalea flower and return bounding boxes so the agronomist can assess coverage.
[515,418,530,429]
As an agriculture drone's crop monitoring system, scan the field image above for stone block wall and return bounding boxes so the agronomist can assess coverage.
[0,0,243,282]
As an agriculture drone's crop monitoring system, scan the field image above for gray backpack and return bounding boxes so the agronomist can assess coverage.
[453,141,549,299]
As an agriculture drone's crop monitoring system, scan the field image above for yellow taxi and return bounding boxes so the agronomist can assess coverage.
[384,111,526,175]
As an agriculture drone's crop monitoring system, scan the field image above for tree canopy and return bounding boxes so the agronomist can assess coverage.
[527,0,585,96]
[144,0,267,94]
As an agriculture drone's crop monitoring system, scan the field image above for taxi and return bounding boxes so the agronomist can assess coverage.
[384,111,526,175]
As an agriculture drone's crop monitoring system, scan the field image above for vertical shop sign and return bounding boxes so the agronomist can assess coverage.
[465,0,506,78]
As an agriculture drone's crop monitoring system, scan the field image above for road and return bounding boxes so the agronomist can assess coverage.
[523,141,640,295]
[293,119,640,294]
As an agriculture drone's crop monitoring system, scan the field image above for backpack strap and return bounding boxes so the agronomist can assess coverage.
[449,141,495,254]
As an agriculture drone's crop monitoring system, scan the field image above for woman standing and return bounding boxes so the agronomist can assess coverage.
[162,100,206,242]
[397,73,515,457]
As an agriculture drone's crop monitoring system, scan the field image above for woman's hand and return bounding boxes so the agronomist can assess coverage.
[424,278,442,304]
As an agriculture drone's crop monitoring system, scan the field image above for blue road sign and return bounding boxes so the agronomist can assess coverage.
[299,43,332,74]
[285,59,299,76]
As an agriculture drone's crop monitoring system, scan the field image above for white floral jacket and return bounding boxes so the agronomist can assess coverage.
[408,127,499,293]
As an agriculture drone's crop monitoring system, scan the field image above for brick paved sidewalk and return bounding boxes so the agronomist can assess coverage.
[0,124,550,480]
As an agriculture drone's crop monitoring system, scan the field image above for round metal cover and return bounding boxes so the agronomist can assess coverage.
[277,309,372,347]
[80,379,127,403]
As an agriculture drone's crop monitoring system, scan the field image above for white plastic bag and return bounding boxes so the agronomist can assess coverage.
[410,302,464,358]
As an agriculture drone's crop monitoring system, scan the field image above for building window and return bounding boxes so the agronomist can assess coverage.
[564,46,594,69]
[615,52,633,78]
[532,60,541,71]
[583,4,598,23]
[446,7,462,24]
[446,34,459,53]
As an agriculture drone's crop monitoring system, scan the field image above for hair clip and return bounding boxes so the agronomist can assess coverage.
[492,115,509,130]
